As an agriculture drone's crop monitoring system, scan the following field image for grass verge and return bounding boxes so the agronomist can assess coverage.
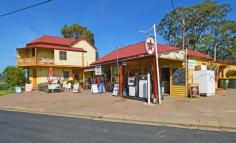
[0,90,15,96]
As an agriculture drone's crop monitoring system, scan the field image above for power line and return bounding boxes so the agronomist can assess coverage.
[170,0,175,10]
[0,0,52,18]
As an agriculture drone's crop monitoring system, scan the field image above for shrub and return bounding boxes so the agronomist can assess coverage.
[38,82,48,91]
[66,80,75,85]
[0,73,5,82]
[207,63,219,70]
[0,82,10,90]
[3,66,26,87]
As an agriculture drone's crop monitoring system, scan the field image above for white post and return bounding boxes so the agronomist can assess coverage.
[147,73,151,104]
[153,24,162,104]
[116,47,119,84]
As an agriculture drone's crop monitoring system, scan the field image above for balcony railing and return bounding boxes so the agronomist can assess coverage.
[17,57,36,66]
[17,57,54,66]
[37,57,54,65]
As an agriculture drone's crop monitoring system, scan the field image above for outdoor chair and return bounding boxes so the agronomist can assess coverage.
[66,83,72,91]
[72,83,80,93]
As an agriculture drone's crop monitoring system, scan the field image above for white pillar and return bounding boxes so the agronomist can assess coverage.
[153,24,162,104]
[147,73,151,104]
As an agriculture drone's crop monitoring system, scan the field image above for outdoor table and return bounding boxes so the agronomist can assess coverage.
[47,83,61,93]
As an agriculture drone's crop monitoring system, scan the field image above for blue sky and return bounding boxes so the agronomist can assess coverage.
[0,0,235,72]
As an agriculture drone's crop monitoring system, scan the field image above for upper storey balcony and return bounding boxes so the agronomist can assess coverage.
[17,48,54,67]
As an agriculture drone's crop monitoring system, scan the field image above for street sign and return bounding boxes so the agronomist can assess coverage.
[145,37,155,55]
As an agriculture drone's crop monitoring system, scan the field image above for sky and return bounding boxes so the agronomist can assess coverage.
[0,0,235,72]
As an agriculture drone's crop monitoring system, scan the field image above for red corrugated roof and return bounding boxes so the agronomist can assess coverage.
[27,44,86,52]
[93,41,212,65]
[26,35,96,51]
[187,50,212,60]
[28,35,77,46]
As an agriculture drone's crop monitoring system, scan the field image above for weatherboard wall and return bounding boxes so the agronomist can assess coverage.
[72,40,96,67]
[54,50,83,67]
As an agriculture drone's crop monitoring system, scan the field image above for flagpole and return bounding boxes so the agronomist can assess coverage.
[153,24,162,104]
[140,25,162,104]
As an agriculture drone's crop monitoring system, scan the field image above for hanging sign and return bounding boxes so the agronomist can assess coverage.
[145,37,155,55]
[95,66,102,75]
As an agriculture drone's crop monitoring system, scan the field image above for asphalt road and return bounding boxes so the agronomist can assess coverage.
[0,110,235,143]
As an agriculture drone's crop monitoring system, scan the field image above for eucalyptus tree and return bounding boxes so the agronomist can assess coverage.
[157,0,235,60]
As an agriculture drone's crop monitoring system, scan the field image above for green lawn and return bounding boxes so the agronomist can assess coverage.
[0,90,15,96]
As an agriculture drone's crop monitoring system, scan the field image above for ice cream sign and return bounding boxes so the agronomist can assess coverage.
[145,37,155,55]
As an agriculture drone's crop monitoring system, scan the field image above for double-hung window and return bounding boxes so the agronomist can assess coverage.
[59,51,67,60]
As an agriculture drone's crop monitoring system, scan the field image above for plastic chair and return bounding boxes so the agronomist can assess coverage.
[67,83,72,91]
[73,83,80,93]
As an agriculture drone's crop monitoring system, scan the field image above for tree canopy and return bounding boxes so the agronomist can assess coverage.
[3,66,26,87]
[157,0,236,60]
[61,24,95,44]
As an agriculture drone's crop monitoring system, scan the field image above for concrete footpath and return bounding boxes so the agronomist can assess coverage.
[0,89,235,132]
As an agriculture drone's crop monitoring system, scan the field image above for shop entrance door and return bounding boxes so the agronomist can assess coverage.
[161,67,170,95]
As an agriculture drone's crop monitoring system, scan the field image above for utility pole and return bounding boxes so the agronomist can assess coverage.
[182,18,188,97]
[214,44,217,62]
[182,20,185,50]
[116,46,119,84]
